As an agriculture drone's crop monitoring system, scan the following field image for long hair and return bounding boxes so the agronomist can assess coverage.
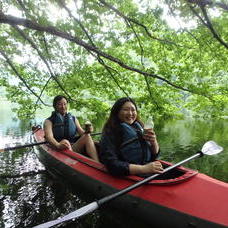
[53,95,68,111]
[102,97,142,141]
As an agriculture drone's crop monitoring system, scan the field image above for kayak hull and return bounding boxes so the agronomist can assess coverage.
[33,127,228,228]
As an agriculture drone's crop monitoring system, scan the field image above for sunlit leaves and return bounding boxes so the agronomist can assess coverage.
[0,0,227,121]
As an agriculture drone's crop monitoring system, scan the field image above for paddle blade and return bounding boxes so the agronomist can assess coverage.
[201,141,223,155]
[33,202,99,228]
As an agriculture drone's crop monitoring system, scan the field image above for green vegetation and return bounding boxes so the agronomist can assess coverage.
[0,0,227,121]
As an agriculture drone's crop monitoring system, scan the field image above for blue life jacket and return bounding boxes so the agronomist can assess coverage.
[48,112,77,143]
[119,122,152,164]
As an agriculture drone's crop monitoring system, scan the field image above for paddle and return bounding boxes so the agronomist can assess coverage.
[0,141,47,152]
[0,132,102,152]
[33,140,223,228]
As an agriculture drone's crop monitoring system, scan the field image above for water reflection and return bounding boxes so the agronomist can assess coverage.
[157,118,228,183]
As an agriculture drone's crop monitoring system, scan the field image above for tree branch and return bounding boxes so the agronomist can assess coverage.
[58,0,129,97]
[199,5,228,49]
[124,19,160,109]
[12,25,76,100]
[98,0,181,46]
[0,49,50,106]
[188,1,228,49]
[188,0,228,11]
[0,12,213,99]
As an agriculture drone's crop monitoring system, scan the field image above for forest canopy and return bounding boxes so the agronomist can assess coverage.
[0,0,227,121]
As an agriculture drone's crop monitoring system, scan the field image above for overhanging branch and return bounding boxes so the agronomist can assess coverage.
[12,25,75,100]
[58,0,129,97]
[0,49,50,106]
[98,0,180,46]
[0,13,212,99]
[188,0,228,49]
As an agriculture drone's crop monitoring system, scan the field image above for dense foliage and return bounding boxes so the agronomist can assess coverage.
[0,0,227,121]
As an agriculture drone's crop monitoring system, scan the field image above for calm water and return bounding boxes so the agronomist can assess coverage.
[0,99,228,228]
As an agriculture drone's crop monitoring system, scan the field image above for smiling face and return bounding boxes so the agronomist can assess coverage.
[118,101,137,125]
[55,98,68,115]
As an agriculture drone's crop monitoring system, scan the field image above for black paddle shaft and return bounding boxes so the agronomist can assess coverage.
[1,132,102,153]
[2,141,47,152]
[97,152,202,206]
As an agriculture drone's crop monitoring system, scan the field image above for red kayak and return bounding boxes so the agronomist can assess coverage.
[33,127,228,228]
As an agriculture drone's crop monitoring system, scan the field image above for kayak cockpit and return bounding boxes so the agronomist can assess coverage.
[127,160,198,185]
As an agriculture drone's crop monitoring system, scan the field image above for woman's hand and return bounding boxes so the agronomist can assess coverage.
[129,161,163,175]
[57,139,72,150]
[143,128,157,144]
[143,128,159,154]
[142,161,164,174]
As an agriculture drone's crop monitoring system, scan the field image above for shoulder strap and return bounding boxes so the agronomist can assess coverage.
[70,113,76,123]
[119,122,142,148]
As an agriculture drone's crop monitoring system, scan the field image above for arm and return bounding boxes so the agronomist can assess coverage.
[75,118,94,136]
[129,161,163,175]
[100,134,163,176]
[74,118,85,136]
[99,134,130,176]
[43,119,71,150]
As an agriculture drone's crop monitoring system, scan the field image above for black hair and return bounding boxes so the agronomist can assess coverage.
[109,97,137,124]
[103,97,142,136]
[53,95,68,110]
